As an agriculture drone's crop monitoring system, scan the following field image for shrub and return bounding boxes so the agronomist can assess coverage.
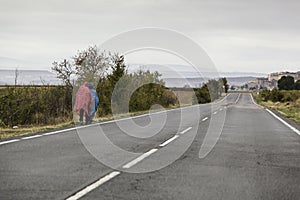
[193,84,211,104]
[268,89,284,102]
[259,90,270,101]
[259,89,300,103]
[0,86,72,127]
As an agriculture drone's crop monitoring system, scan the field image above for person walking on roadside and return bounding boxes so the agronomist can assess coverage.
[88,82,99,123]
[74,82,93,125]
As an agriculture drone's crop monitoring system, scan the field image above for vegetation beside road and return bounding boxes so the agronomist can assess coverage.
[0,122,73,140]
[0,45,228,139]
[253,90,300,123]
[0,86,73,127]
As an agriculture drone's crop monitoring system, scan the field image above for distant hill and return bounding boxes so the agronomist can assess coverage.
[0,69,62,85]
[127,63,265,87]
[163,76,258,88]
[127,63,267,77]
[226,76,257,86]
[0,67,263,87]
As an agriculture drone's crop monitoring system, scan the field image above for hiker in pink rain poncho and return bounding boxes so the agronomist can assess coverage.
[74,82,93,125]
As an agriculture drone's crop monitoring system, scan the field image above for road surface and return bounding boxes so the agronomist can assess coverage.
[0,93,299,200]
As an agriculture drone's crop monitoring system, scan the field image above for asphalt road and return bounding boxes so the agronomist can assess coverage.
[0,93,299,200]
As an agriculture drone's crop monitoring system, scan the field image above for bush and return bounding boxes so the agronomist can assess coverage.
[129,84,178,112]
[268,89,284,102]
[96,66,178,117]
[259,90,270,101]
[259,89,300,103]
[0,86,72,127]
[193,84,211,104]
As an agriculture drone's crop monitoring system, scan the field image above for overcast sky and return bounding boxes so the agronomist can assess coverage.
[1,0,300,73]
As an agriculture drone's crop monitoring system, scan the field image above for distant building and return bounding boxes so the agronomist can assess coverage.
[256,77,268,87]
[247,81,257,90]
[246,70,300,91]
[268,71,300,82]
[255,77,275,90]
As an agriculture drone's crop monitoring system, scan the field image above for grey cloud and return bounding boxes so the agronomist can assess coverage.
[0,0,300,72]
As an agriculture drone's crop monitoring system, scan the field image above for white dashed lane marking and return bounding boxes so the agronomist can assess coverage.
[180,127,192,135]
[202,117,208,121]
[66,171,121,200]
[159,135,179,147]
[122,148,158,169]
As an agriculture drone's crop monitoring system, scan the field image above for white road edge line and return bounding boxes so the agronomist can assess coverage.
[213,93,229,104]
[122,148,158,169]
[250,93,264,108]
[235,93,241,104]
[0,139,20,145]
[42,132,60,136]
[159,135,179,147]
[202,117,208,121]
[42,127,78,136]
[21,135,42,140]
[180,127,192,135]
[266,109,300,136]
[66,171,121,200]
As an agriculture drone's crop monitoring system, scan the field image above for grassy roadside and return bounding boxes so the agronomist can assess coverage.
[252,92,300,124]
[0,121,74,140]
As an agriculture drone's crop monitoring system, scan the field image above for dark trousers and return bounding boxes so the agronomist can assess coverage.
[79,109,89,124]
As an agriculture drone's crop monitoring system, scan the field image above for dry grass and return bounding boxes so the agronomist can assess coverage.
[173,90,195,105]
[253,92,300,123]
[0,122,74,140]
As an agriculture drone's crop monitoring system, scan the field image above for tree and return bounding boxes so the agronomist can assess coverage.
[278,76,295,90]
[52,45,111,87]
[206,79,220,101]
[295,80,300,90]
[52,59,75,87]
[107,55,126,87]
[96,54,127,116]
[73,45,110,85]
[221,77,229,93]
